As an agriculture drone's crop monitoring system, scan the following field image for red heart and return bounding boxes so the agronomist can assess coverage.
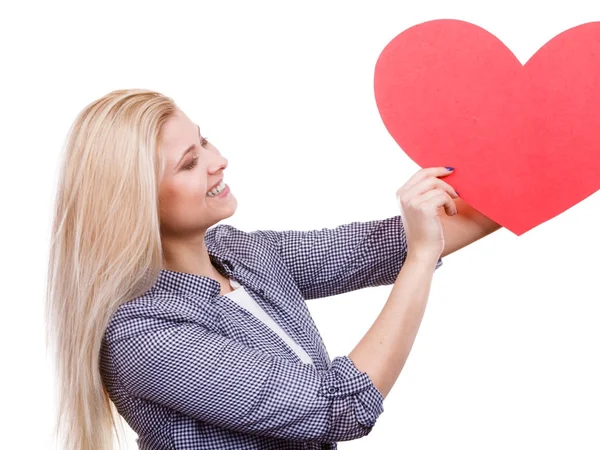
[374,20,600,235]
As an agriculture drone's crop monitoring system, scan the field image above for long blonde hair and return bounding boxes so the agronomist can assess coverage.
[45,88,178,449]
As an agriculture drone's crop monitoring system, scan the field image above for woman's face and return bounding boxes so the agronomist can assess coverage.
[158,109,237,236]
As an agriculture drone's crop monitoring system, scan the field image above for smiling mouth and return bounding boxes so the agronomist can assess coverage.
[207,180,227,197]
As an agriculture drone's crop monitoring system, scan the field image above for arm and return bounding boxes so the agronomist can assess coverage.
[440,198,502,257]
[251,215,442,300]
[250,200,499,300]
[104,251,440,442]
[348,166,466,397]
[349,253,437,397]
[104,304,384,443]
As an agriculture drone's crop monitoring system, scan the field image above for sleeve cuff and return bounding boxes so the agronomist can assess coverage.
[318,356,384,428]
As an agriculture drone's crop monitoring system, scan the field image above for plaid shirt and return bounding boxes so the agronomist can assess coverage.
[100,215,443,449]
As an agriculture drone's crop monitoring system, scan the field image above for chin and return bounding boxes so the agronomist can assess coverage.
[219,198,238,221]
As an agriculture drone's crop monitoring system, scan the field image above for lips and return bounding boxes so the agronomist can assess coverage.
[207,178,223,193]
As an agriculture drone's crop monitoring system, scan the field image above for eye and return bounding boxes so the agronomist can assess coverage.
[201,137,209,147]
[183,156,199,170]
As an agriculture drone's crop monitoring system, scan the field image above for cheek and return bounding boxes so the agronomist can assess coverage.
[159,182,179,208]
[163,178,205,201]
[185,177,207,201]
[159,179,207,219]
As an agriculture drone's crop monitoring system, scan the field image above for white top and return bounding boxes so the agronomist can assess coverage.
[224,279,314,366]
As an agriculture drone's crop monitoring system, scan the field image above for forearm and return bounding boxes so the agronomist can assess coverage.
[348,253,437,398]
[440,198,502,257]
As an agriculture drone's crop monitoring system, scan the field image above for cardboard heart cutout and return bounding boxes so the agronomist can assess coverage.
[374,20,600,235]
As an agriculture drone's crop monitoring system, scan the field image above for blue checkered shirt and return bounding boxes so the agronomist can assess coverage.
[100,215,443,449]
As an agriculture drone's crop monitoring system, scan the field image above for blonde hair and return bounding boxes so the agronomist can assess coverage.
[45,88,178,449]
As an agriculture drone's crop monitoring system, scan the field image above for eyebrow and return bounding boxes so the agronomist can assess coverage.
[175,124,202,170]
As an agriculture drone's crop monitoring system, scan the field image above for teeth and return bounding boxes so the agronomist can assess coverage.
[207,180,226,197]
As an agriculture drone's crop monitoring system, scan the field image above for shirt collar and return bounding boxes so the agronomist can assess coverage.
[153,268,220,297]
[152,247,235,298]
[152,226,237,297]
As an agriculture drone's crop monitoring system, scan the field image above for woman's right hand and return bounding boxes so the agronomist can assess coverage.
[396,167,459,261]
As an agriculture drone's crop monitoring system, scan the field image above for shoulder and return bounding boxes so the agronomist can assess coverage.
[206,223,280,253]
[102,288,214,345]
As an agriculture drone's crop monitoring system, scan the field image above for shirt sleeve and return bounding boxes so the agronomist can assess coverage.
[103,303,384,443]
[250,215,443,300]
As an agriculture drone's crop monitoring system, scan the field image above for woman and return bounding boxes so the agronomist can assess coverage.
[46,88,500,450]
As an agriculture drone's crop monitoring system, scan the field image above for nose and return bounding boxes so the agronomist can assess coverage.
[207,153,228,174]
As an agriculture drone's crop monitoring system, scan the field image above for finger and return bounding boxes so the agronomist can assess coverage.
[396,167,454,197]
[414,188,457,216]
[401,166,455,192]
[403,175,459,202]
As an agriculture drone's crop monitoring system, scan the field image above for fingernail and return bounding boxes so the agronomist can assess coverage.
[445,166,454,171]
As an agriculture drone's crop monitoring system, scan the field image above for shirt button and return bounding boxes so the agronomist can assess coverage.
[328,387,338,394]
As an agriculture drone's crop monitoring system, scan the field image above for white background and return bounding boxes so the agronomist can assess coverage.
[1,1,599,449]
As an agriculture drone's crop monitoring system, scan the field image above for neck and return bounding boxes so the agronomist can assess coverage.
[161,230,225,282]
